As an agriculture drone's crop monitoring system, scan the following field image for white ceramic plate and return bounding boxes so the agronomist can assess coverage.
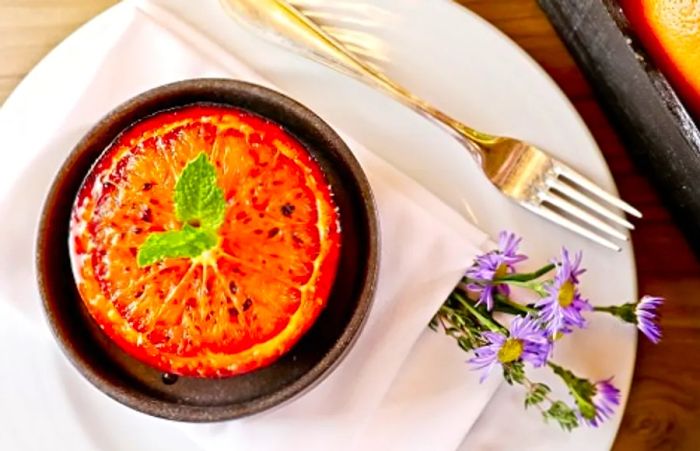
[0,0,637,449]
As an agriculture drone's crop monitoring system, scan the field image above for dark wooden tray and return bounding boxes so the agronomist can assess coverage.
[538,0,700,256]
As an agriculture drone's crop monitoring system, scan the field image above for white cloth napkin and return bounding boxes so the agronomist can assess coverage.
[0,2,500,450]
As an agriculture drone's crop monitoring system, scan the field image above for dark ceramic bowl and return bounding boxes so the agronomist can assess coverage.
[36,79,378,422]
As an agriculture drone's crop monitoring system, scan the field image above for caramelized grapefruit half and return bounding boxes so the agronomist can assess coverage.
[69,105,341,377]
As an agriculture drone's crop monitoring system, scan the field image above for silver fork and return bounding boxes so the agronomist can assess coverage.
[220,0,641,251]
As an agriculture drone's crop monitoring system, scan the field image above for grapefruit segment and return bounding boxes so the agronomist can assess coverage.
[70,105,341,377]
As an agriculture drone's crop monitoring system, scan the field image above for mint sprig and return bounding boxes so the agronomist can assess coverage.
[174,153,226,229]
[137,225,218,267]
[137,153,225,267]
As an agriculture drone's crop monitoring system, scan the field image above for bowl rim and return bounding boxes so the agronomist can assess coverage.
[35,78,379,422]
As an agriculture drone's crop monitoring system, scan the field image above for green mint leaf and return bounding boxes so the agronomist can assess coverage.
[137,225,218,267]
[174,153,226,230]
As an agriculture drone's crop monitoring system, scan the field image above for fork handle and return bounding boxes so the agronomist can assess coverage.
[222,0,500,156]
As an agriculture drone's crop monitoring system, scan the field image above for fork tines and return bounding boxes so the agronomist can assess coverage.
[529,163,641,252]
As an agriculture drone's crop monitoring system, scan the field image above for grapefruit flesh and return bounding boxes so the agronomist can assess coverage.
[70,105,341,377]
[622,0,700,117]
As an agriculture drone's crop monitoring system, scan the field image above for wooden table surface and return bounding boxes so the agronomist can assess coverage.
[1,1,698,449]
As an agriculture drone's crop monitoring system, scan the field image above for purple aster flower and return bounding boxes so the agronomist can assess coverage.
[636,296,663,344]
[465,231,527,310]
[469,315,550,382]
[535,248,591,336]
[583,378,620,427]
[594,296,663,343]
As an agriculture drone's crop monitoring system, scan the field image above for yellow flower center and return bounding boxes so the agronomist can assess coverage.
[557,281,575,307]
[497,338,524,363]
[494,263,508,280]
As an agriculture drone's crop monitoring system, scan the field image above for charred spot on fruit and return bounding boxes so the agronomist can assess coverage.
[141,207,153,223]
[268,227,280,238]
[142,182,154,191]
[281,203,295,217]
[228,281,238,294]
[188,219,201,228]
[228,307,239,317]
[243,298,253,311]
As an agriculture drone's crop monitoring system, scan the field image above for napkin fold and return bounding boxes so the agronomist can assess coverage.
[0,1,500,450]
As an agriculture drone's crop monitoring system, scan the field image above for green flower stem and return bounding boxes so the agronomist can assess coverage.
[451,291,506,334]
[452,284,529,316]
[515,372,580,430]
[460,263,553,297]
[433,303,488,352]
[548,362,577,388]
[492,304,526,316]
[547,361,566,377]
[494,263,556,282]
[459,275,544,294]
[593,304,636,323]
[494,293,537,315]
[495,279,548,296]
[438,304,466,319]
[548,361,596,421]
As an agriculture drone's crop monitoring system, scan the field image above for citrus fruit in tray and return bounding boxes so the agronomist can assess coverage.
[622,0,700,118]
[69,104,341,378]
